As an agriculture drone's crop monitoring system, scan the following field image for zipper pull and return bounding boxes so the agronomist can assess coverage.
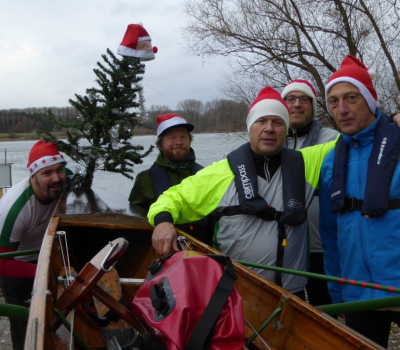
[292,129,297,149]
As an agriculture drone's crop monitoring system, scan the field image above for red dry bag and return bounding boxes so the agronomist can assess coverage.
[131,251,245,350]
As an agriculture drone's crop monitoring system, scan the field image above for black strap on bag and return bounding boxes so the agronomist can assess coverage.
[186,255,238,350]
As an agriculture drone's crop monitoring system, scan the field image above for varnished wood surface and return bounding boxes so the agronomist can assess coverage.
[24,192,384,350]
[58,213,153,230]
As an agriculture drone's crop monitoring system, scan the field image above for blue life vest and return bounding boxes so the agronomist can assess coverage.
[331,114,400,217]
[150,162,203,199]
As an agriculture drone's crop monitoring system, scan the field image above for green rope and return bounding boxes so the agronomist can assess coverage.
[317,295,400,315]
[246,296,285,346]
[0,303,29,321]
[0,249,40,259]
[53,308,92,350]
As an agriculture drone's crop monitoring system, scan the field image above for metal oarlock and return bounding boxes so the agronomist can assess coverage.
[177,236,192,251]
[101,241,119,272]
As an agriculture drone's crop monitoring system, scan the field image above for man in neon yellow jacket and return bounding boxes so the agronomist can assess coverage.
[148,86,336,297]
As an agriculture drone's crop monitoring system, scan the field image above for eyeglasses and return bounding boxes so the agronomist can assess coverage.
[285,96,312,105]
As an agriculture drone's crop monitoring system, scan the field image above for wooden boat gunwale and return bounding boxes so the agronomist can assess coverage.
[25,191,383,350]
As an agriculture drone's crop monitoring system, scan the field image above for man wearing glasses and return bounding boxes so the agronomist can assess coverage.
[281,80,338,307]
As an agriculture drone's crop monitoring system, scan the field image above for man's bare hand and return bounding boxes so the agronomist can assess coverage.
[152,222,179,255]
[393,113,400,127]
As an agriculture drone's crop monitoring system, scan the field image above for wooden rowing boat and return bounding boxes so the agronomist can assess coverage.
[24,188,382,350]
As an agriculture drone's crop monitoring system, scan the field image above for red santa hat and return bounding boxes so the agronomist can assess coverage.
[325,55,377,113]
[246,87,290,132]
[281,79,318,118]
[117,23,158,61]
[156,114,194,137]
[27,141,67,176]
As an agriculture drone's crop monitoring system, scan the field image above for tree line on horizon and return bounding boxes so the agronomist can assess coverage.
[0,98,248,136]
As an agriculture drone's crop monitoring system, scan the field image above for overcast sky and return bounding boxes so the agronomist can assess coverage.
[0,1,231,111]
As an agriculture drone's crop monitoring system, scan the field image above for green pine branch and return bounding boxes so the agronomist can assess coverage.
[38,48,153,189]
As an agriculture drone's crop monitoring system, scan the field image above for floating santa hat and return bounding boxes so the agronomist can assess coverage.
[117,23,158,61]
[27,140,67,176]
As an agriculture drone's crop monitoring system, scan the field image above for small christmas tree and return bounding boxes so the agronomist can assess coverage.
[39,49,153,189]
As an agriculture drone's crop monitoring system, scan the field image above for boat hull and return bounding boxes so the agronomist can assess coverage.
[24,210,383,350]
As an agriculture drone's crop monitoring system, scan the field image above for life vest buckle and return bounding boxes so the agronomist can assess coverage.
[257,207,283,221]
[346,197,360,211]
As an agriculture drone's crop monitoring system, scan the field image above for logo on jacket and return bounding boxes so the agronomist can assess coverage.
[377,137,387,165]
[331,190,341,198]
[287,199,302,210]
[238,164,254,199]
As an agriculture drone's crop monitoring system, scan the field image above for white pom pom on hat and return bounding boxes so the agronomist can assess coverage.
[368,69,377,81]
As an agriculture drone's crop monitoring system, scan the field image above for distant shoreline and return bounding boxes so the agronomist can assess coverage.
[0,130,242,142]
[0,131,154,142]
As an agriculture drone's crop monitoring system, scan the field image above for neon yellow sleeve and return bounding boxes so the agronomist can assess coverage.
[299,134,340,188]
[148,159,235,226]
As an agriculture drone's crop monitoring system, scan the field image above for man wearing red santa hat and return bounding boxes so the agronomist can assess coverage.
[319,55,400,347]
[0,140,67,350]
[148,87,337,299]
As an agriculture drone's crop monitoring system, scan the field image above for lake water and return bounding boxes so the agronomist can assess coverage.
[0,133,248,199]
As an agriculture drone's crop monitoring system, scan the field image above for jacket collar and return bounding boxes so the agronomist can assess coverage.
[287,120,315,138]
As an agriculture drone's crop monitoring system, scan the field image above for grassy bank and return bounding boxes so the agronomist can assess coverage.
[0,132,67,142]
[0,128,155,142]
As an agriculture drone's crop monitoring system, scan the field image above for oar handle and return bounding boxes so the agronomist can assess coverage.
[236,259,400,294]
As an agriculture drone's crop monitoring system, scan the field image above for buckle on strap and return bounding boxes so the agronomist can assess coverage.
[345,197,362,211]
[257,207,283,221]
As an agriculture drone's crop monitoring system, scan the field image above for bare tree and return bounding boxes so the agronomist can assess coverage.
[204,99,247,132]
[176,99,204,125]
[184,0,400,122]
[142,104,172,131]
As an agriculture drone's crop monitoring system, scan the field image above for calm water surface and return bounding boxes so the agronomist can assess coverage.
[0,133,247,200]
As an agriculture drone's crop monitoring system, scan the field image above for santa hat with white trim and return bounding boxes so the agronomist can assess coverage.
[281,79,318,118]
[156,114,194,137]
[27,141,67,176]
[117,23,158,61]
[246,86,290,133]
[325,55,377,113]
